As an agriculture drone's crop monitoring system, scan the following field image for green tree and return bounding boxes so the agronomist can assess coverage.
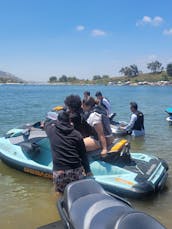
[102,75,109,79]
[59,75,68,82]
[119,65,138,77]
[67,76,77,82]
[147,61,163,73]
[167,63,172,76]
[49,76,57,83]
[130,64,139,76]
[92,75,101,80]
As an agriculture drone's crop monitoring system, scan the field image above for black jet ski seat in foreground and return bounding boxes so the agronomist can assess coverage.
[57,179,166,229]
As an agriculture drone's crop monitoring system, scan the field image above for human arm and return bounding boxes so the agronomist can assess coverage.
[120,114,137,131]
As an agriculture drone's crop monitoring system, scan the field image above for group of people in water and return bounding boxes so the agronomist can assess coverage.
[44,91,145,194]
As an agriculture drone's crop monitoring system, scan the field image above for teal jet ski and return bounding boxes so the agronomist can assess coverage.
[165,107,172,125]
[57,179,166,229]
[0,123,168,199]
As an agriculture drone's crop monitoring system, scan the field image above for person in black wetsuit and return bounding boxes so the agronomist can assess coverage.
[44,110,92,193]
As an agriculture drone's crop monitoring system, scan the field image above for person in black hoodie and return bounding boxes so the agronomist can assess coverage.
[44,110,92,193]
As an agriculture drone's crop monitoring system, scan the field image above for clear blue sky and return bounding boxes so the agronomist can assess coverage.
[0,0,172,81]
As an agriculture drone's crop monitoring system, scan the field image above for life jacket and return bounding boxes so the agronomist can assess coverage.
[132,111,144,131]
[100,97,110,114]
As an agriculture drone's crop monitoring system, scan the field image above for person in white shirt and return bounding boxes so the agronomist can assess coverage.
[82,97,113,157]
[95,91,112,117]
[120,102,145,137]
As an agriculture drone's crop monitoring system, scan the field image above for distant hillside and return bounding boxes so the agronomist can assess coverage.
[110,72,170,83]
[0,70,25,83]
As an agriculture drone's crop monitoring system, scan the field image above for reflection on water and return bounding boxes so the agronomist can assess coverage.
[127,135,146,151]
[0,85,172,228]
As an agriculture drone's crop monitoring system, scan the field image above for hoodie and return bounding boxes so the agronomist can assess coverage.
[45,120,91,173]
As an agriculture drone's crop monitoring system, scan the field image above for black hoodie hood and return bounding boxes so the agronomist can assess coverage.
[55,121,74,135]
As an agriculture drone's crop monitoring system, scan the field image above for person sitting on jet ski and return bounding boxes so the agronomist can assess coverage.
[120,102,145,137]
[64,94,92,138]
[95,91,112,117]
[82,97,114,156]
[83,90,91,103]
[64,94,114,157]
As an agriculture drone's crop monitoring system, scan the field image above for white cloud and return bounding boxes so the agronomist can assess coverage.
[163,28,172,35]
[142,16,152,23]
[91,29,107,37]
[76,25,85,31]
[136,16,164,26]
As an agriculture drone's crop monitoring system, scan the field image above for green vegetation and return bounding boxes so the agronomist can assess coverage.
[48,72,170,85]
[48,60,172,85]
[167,63,172,77]
[119,64,139,77]
[147,61,163,73]
[111,72,170,83]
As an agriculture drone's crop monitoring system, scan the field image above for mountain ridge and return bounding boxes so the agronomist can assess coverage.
[0,70,25,83]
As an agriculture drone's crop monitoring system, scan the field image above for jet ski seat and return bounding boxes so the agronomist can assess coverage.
[57,179,166,229]
[20,142,40,159]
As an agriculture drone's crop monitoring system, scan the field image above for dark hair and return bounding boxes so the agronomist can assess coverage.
[58,110,70,123]
[95,91,102,97]
[130,102,138,110]
[83,97,96,108]
[64,95,82,112]
[84,91,90,96]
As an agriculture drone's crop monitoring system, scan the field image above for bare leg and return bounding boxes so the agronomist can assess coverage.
[84,137,100,152]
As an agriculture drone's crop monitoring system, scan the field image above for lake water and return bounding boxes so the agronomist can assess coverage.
[0,84,172,228]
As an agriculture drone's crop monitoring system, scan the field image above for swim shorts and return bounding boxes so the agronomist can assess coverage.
[53,167,84,193]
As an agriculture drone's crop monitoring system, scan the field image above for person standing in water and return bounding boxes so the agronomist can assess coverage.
[120,102,145,137]
[44,110,92,194]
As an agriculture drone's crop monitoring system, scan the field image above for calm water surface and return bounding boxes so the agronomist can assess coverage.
[0,85,172,228]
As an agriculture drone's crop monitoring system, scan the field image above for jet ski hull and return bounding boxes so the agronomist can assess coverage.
[165,108,172,125]
[57,179,166,229]
[0,127,168,199]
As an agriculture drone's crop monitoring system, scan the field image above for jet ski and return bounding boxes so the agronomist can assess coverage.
[110,121,128,137]
[0,124,168,198]
[165,108,172,125]
[57,179,166,229]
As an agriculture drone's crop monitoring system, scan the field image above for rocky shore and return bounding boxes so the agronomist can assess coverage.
[108,80,172,86]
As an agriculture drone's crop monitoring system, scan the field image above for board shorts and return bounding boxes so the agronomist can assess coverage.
[53,167,84,193]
